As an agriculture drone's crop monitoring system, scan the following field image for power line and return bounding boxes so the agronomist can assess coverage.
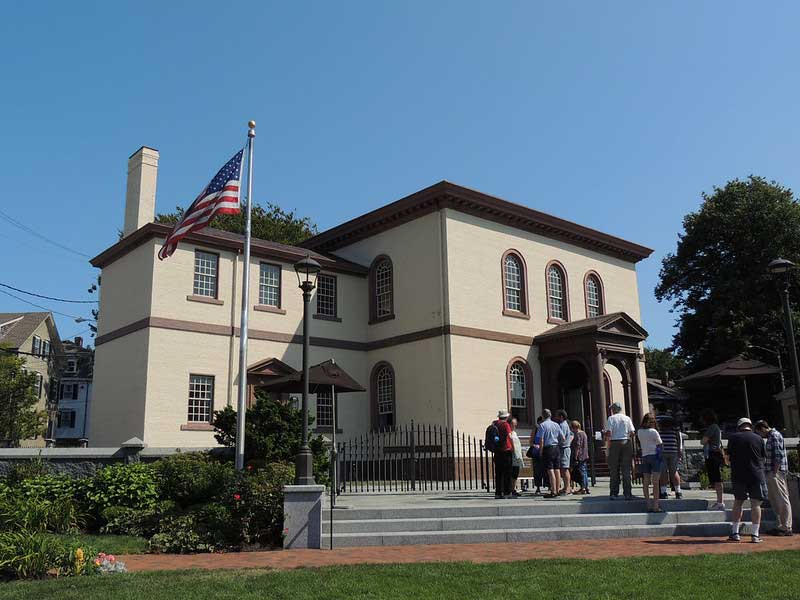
[0,288,94,322]
[0,208,92,259]
[0,283,97,304]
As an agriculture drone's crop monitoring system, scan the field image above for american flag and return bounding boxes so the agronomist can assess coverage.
[158,149,245,260]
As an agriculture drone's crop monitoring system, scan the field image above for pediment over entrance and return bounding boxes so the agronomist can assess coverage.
[247,357,297,377]
[533,311,648,344]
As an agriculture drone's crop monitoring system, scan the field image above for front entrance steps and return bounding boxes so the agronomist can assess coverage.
[322,493,773,548]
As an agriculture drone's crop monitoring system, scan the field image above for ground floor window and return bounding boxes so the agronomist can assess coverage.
[372,362,395,430]
[188,374,214,423]
[507,358,532,423]
[316,389,333,428]
[58,409,76,429]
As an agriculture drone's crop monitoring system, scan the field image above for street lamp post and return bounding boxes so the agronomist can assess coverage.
[293,255,321,485]
[768,258,800,408]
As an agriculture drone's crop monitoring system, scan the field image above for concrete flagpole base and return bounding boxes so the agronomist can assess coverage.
[283,485,325,549]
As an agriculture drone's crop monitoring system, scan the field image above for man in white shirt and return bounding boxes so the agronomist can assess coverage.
[603,402,636,500]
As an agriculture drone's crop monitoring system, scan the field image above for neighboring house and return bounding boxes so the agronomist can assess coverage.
[0,312,62,447]
[88,147,653,447]
[55,336,94,445]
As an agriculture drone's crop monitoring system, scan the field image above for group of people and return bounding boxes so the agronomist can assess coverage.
[489,408,590,499]
[489,405,795,543]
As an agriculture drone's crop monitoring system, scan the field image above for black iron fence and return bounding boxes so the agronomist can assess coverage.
[335,422,493,493]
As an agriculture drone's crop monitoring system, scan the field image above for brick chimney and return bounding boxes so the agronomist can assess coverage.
[123,146,159,237]
[74,336,83,348]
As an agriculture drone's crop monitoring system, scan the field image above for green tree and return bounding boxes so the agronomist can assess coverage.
[212,394,329,481]
[156,202,317,246]
[0,348,46,445]
[655,176,800,371]
[644,347,687,382]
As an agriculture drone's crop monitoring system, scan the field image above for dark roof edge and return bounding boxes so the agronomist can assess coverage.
[300,181,654,263]
[89,223,369,276]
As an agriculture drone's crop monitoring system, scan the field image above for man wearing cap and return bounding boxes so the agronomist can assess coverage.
[755,420,793,536]
[603,402,636,500]
[726,417,766,543]
[493,410,514,499]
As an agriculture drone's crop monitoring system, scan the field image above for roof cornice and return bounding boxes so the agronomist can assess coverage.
[300,181,654,263]
[90,223,368,276]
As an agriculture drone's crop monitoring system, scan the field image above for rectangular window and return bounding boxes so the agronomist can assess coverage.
[66,359,77,374]
[258,263,281,307]
[61,383,76,400]
[32,336,41,356]
[316,274,337,317]
[188,374,214,423]
[42,340,50,358]
[316,389,333,429]
[193,251,219,298]
[58,410,76,429]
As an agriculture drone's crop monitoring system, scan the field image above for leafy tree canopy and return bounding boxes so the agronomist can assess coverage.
[644,347,688,382]
[156,202,317,247]
[656,176,800,372]
[0,348,46,445]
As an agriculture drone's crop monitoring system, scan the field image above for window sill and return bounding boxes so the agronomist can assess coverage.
[369,314,395,325]
[313,314,342,323]
[254,304,287,315]
[503,309,530,320]
[313,427,343,434]
[186,295,224,306]
[180,423,215,431]
[547,317,569,325]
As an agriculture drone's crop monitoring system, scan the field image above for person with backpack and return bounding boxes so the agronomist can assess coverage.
[486,409,513,499]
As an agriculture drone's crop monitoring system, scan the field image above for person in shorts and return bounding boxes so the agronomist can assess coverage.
[509,417,523,497]
[538,409,564,498]
[659,415,683,500]
[726,417,766,543]
[555,409,573,495]
[637,413,663,513]
[702,411,725,510]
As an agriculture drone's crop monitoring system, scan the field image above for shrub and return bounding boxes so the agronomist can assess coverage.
[3,455,50,485]
[11,473,86,504]
[153,452,236,507]
[231,462,293,546]
[149,513,219,554]
[84,463,158,516]
[789,449,799,473]
[100,500,177,537]
[0,496,84,534]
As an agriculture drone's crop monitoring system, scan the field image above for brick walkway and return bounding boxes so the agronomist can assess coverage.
[120,535,800,572]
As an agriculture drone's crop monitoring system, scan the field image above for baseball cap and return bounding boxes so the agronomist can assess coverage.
[737,417,752,428]
[498,409,510,419]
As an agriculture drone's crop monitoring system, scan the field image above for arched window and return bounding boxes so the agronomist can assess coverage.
[507,358,532,424]
[371,362,395,429]
[546,262,569,322]
[584,272,604,318]
[369,255,394,323]
[502,251,529,317]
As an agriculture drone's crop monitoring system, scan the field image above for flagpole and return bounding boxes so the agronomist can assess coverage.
[235,120,256,471]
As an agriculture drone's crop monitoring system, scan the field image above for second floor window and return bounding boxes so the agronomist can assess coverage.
[547,263,568,321]
[585,273,604,318]
[503,252,527,314]
[42,340,50,358]
[259,263,281,307]
[372,258,393,321]
[66,359,77,374]
[31,336,41,356]
[316,274,337,317]
[193,251,218,298]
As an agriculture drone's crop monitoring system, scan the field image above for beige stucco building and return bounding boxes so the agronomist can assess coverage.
[89,147,653,448]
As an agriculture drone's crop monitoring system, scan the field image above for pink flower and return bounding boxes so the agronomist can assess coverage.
[233,493,241,501]
[107,555,116,562]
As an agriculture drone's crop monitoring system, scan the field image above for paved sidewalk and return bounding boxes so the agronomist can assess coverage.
[121,535,800,572]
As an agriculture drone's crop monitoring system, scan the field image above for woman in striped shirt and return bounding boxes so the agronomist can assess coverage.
[659,415,683,500]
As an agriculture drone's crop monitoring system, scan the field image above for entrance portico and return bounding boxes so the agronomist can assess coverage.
[535,312,649,440]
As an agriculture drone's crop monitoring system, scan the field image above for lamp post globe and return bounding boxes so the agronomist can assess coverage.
[769,258,800,414]
[293,255,322,485]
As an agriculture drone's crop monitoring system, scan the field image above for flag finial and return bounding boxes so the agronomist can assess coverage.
[248,120,256,138]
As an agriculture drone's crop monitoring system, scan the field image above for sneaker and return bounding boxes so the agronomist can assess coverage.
[675,493,683,500]
[751,535,763,544]
[727,533,741,542]
[609,495,620,501]
[494,494,503,499]
[624,495,636,501]
[511,491,521,497]
[778,530,794,537]
[659,492,668,500]
[710,502,726,511]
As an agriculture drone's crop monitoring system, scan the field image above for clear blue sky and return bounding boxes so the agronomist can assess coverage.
[2,1,799,347]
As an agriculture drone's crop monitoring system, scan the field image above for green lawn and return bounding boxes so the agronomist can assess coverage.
[46,534,149,555]
[1,551,798,600]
